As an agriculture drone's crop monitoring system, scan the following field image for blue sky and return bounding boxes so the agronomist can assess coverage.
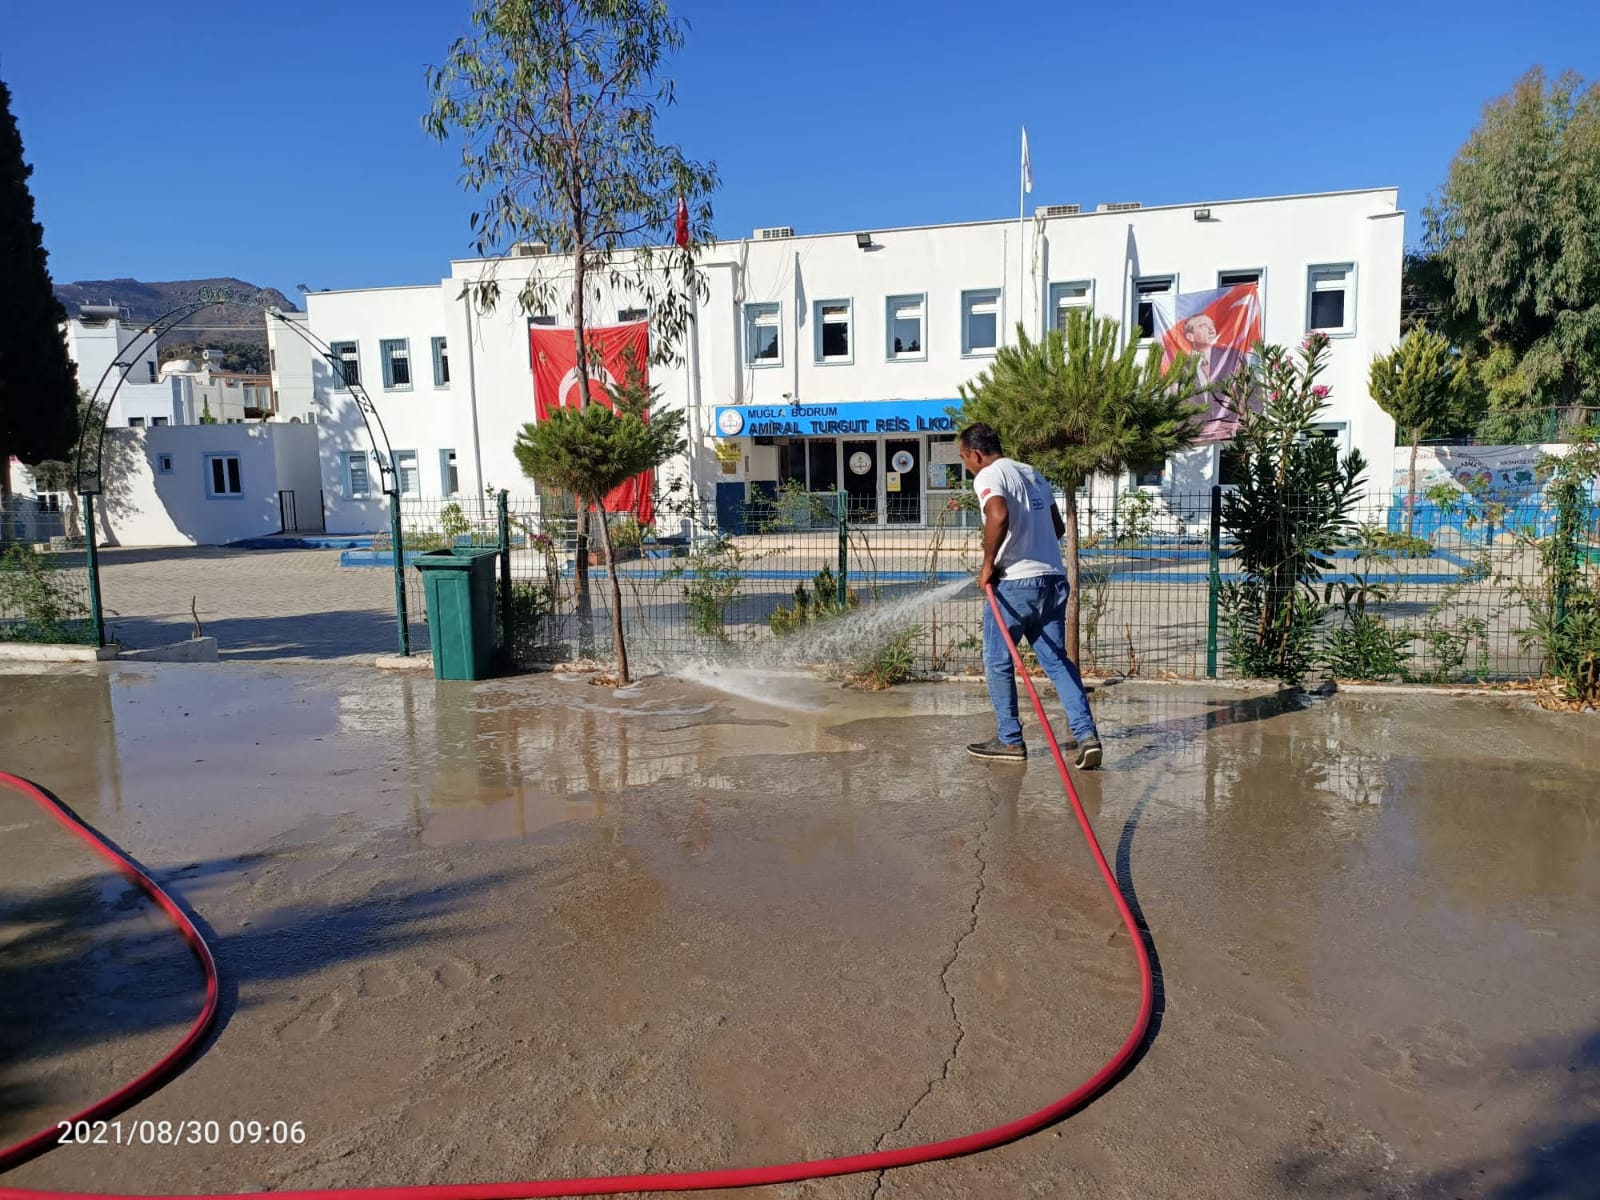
[3,0,1594,300]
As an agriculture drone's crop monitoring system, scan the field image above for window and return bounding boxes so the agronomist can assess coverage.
[205,453,242,498]
[773,438,837,493]
[744,302,782,366]
[157,453,174,475]
[961,289,1000,356]
[146,361,158,382]
[1135,462,1165,488]
[380,339,412,389]
[151,416,169,427]
[1135,277,1174,341]
[1218,444,1248,487]
[1307,264,1354,335]
[528,314,556,327]
[1048,281,1092,333]
[269,349,277,372]
[330,341,360,389]
[1308,422,1349,456]
[440,450,459,496]
[393,450,419,496]
[128,417,145,428]
[887,294,925,360]
[814,300,852,363]
[1219,269,1261,290]
[343,451,372,498]
[617,306,648,323]
[432,337,450,387]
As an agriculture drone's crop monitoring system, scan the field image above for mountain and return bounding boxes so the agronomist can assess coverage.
[53,277,299,347]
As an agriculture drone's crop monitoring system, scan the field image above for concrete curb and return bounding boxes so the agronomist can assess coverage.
[0,642,119,662]
[117,637,220,663]
[376,653,434,672]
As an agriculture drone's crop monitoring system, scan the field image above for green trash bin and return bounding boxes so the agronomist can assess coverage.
[413,547,501,680]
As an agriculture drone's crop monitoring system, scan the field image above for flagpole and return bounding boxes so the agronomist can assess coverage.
[1018,161,1025,342]
[1018,126,1032,343]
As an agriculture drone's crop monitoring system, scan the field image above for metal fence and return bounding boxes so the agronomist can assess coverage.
[384,484,1599,686]
[1,499,98,646]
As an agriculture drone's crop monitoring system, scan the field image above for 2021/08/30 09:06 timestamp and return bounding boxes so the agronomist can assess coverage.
[58,1119,307,1147]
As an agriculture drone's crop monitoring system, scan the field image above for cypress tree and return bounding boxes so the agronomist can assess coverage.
[0,77,80,518]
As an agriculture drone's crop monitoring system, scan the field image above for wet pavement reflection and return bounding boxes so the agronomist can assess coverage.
[2,664,1597,1197]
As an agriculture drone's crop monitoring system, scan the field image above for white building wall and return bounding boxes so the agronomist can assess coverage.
[272,423,324,530]
[303,187,1403,533]
[267,311,319,424]
[305,286,463,532]
[62,317,183,427]
[94,424,320,547]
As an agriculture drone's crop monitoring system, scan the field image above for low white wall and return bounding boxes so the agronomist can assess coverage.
[96,424,320,546]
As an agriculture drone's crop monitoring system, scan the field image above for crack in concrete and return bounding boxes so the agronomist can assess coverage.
[867,787,997,1199]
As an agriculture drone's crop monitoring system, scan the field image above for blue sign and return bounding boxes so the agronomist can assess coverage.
[713,399,961,438]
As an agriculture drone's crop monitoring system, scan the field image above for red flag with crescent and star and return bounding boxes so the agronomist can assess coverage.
[529,321,654,524]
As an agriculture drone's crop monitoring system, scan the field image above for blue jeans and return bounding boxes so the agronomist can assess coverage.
[982,574,1098,745]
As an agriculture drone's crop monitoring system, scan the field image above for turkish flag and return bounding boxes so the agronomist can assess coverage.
[674,196,690,249]
[529,321,654,524]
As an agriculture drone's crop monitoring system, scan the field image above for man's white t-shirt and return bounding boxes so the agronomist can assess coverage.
[973,457,1064,579]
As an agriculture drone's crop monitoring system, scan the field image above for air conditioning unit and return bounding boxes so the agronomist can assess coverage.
[513,241,551,257]
[1036,204,1081,218]
[754,226,795,240]
[1097,202,1142,213]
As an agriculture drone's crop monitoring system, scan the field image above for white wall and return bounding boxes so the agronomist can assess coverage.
[63,317,173,426]
[94,424,320,546]
[305,286,465,532]
[272,423,324,530]
[267,312,319,423]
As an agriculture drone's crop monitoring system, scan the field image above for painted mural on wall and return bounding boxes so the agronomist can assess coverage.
[1390,444,1599,544]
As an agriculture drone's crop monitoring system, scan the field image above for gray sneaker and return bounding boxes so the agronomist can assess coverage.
[1074,737,1103,770]
[967,737,1027,762]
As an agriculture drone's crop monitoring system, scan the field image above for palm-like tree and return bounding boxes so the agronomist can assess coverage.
[959,311,1206,661]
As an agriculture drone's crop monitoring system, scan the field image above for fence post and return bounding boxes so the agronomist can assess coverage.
[836,488,848,607]
[389,488,410,656]
[498,489,513,662]
[82,493,106,648]
[1206,484,1222,679]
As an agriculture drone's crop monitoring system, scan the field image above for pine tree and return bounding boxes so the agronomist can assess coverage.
[512,358,684,683]
[958,313,1205,661]
[0,77,79,526]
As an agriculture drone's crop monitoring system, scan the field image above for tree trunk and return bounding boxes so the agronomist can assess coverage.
[594,509,630,685]
[571,251,594,656]
[1064,488,1081,665]
[1405,430,1420,538]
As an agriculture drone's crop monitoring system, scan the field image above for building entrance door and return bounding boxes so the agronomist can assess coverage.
[884,439,922,525]
[842,440,879,525]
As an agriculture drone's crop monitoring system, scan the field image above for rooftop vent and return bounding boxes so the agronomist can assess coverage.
[1097,202,1142,213]
[1036,204,1081,218]
[754,226,794,240]
[512,241,551,257]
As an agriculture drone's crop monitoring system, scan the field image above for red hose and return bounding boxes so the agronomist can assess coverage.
[0,773,221,1175]
[1,584,1153,1199]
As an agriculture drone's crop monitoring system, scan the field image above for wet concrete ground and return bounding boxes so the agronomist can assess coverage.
[1,665,1597,1199]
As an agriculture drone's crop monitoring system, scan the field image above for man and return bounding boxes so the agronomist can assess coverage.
[959,423,1102,769]
[1182,313,1245,389]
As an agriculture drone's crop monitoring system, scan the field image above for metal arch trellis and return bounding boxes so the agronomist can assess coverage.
[72,285,415,654]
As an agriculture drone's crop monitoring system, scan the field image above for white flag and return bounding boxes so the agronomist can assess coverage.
[1021,126,1033,194]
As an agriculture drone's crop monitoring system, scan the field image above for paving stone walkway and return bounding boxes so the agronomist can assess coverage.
[95,547,412,661]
